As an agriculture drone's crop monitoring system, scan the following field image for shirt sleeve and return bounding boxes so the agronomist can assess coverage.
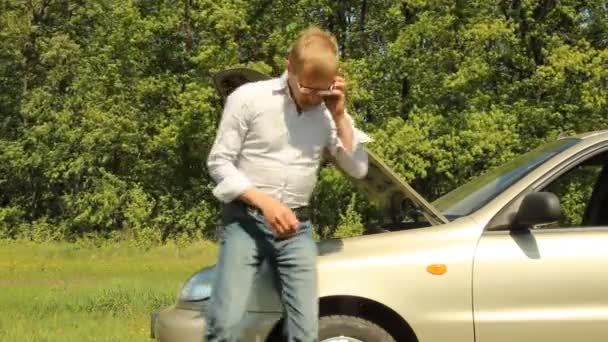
[206,89,254,203]
[326,111,372,179]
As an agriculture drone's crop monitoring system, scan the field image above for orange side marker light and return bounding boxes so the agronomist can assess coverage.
[427,264,447,275]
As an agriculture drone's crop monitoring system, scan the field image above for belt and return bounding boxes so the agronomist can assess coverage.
[235,200,310,222]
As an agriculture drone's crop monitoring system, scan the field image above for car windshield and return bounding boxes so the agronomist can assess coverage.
[432,138,580,218]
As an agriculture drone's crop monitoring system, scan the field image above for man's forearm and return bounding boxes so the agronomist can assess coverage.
[239,188,274,209]
[328,113,370,180]
[334,115,354,153]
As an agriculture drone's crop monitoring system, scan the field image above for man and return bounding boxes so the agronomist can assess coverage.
[205,26,370,342]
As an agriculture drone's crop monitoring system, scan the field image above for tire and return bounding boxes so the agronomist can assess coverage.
[318,315,396,342]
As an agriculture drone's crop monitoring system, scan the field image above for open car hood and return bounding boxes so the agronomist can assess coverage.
[211,68,449,226]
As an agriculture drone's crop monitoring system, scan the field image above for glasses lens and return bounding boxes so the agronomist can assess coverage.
[296,76,333,95]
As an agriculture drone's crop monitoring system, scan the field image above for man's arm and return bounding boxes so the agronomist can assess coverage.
[323,76,370,179]
[207,89,255,203]
[327,111,371,179]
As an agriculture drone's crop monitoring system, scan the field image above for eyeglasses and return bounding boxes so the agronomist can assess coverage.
[294,75,335,96]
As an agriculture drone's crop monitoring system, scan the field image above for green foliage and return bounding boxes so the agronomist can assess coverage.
[332,194,365,239]
[1,0,607,241]
[543,164,602,226]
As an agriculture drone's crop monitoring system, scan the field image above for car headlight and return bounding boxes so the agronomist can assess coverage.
[179,266,216,302]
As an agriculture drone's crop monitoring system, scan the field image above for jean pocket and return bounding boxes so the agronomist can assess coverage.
[245,207,274,233]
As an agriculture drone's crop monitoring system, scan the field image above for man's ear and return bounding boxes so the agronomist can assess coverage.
[286,58,292,73]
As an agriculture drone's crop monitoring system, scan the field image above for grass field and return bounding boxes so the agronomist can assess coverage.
[0,239,218,341]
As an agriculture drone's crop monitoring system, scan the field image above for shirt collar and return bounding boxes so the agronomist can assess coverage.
[272,70,289,93]
[273,70,326,114]
[273,70,302,111]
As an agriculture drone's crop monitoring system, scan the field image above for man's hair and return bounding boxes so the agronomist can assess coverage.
[288,26,339,77]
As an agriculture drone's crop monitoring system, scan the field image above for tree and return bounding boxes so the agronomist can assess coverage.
[1,0,606,240]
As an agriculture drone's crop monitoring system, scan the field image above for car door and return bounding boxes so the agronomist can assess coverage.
[472,148,608,342]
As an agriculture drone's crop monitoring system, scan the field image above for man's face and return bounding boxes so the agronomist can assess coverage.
[288,61,336,110]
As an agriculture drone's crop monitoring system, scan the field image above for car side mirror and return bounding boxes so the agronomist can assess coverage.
[513,192,562,230]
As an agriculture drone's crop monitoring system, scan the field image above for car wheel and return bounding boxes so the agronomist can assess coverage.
[318,315,395,342]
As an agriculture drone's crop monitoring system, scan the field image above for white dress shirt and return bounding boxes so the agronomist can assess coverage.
[207,71,371,208]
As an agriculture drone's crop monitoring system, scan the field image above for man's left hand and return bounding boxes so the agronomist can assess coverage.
[323,76,346,119]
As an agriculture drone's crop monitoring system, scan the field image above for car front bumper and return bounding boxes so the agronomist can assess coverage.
[151,305,281,342]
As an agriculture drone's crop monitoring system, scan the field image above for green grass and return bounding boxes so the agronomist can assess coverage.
[0,239,218,341]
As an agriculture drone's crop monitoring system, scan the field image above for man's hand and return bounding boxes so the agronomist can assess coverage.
[240,189,299,237]
[323,75,346,119]
[259,198,300,238]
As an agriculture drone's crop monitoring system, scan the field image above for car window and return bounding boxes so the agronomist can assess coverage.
[433,138,580,217]
[538,151,608,228]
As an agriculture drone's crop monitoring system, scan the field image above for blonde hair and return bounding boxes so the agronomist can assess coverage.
[288,26,339,76]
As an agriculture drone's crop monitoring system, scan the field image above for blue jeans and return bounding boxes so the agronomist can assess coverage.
[205,202,319,342]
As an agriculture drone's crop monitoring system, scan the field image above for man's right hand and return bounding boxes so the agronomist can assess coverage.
[239,189,300,237]
[259,198,300,237]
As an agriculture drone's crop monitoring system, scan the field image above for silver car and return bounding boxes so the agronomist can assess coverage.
[151,68,608,342]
